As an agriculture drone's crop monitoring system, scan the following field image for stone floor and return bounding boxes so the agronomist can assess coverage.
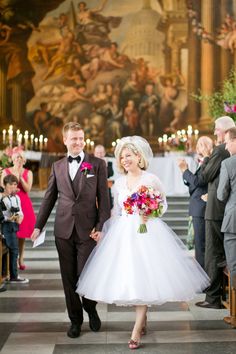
[0,240,235,354]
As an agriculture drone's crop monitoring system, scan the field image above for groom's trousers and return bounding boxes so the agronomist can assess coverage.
[55,227,97,325]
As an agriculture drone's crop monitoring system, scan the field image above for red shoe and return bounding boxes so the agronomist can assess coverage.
[19,264,26,271]
[128,339,141,350]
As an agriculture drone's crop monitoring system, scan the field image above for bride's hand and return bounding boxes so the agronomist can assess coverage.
[90,230,102,242]
[142,215,148,223]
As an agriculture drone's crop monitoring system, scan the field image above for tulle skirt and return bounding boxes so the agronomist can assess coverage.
[77,215,210,306]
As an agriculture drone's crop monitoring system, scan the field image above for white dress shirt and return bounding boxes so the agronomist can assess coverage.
[2,194,23,221]
[68,151,84,180]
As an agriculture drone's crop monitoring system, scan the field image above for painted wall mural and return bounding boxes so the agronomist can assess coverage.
[27,0,187,150]
[1,0,190,152]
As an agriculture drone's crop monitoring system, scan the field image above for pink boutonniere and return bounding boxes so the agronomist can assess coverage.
[80,162,93,176]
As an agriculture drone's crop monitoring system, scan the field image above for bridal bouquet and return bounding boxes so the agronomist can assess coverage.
[123,185,164,233]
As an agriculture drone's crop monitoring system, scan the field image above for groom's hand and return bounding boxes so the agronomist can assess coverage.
[90,230,102,242]
[31,228,40,241]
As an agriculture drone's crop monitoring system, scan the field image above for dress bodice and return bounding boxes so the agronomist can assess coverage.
[113,171,167,216]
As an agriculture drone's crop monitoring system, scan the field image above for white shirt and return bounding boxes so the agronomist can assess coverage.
[2,194,23,221]
[68,151,84,180]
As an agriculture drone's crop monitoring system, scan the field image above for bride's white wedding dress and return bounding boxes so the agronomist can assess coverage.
[77,171,210,305]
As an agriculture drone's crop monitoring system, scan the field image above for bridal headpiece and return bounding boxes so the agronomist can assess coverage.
[115,136,153,173]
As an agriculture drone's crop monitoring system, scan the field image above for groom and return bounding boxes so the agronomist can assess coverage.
[31,122,110,338]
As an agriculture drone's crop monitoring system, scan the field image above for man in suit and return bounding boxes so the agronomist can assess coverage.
[178,136,213,268]
[193,116,235,309]
[94,144,114,208]
[217,126,236,327]
[31,122,110,338]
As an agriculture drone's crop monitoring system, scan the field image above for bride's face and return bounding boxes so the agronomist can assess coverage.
[120,147,140,173]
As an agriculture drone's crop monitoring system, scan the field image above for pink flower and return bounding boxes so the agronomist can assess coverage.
[123,185,164,233]
[80,162,93,175]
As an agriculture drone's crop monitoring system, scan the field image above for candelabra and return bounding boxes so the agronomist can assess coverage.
[158,125,199,154]
[2,125,48,151]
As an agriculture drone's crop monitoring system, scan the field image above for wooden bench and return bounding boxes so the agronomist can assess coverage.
[222,266,236,327]
[0,234,9,286]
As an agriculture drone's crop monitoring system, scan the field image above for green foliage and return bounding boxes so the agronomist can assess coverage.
[192,70,236,121]
[0,152,12,177]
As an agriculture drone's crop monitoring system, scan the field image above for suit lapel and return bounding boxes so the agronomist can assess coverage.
[75,153,90,200]
[60,157,75,197]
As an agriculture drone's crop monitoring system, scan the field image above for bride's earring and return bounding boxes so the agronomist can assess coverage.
[138,159,143,168]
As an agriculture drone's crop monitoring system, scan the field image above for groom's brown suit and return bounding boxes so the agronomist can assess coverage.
[35,153,110,325]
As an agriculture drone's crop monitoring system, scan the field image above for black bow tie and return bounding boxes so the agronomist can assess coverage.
[68,155,81,163]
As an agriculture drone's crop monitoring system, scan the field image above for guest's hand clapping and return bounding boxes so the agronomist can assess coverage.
[177,158,188,172]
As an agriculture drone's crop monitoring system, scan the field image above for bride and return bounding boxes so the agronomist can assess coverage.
[76,136,210,350]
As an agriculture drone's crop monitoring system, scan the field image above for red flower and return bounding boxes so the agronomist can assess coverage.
[80,162,93,175]
[123,185,164,233]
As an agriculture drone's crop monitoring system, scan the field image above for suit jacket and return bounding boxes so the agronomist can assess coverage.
[107,161,114,179]
[35,153,110,240]
[217,155,236,233]
[183,157,209,217]
[190,144,230,221]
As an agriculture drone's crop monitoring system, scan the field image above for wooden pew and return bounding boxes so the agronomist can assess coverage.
[222,266,236,328]
[0,234,9,286]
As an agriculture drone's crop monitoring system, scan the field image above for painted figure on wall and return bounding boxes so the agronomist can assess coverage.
[0,0,188,152]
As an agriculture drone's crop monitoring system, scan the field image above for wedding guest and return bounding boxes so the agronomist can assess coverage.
[217,127,236,327]
[94,144,114,207]
[31,122,110,338]
[1,148,36,270]
[194,116,235,309]
[77,136,209,350]
[178,136,213,268]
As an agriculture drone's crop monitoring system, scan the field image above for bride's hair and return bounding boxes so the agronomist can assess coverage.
[115,136,153,174]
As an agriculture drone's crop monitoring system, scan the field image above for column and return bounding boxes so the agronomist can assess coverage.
[199,0,216,131]
[186,7,201,126]
[171,40,181,71]
[220,0,233,82]
[0,56,7,122]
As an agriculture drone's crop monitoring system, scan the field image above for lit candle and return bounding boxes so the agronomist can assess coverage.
[30,134,34,149]
[187,127,193,137]
[86,138,91,151]
[34,137,39,150]
[90,141,94,151]
[2,129,6,144]
[111,141,116,148]
[158,137,163,147]
[18,133,23,146]
[163,134,168,149]
[194,129,199,140]
[177,130,181,137]
[16,129,20,141]
[39,135,43,151]
[43,137,48,150]
[24,131,29,150]
[8,126,13,147]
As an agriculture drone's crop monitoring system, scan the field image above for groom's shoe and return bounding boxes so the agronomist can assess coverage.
[88,309,101,332]
[67,323,81,338]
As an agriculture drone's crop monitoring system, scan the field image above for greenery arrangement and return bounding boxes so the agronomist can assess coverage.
[192,69,236,121]
[0,147,13,176]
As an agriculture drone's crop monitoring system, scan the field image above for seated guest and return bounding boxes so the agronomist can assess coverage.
[94,144,114,208]
[178,136,213,268]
